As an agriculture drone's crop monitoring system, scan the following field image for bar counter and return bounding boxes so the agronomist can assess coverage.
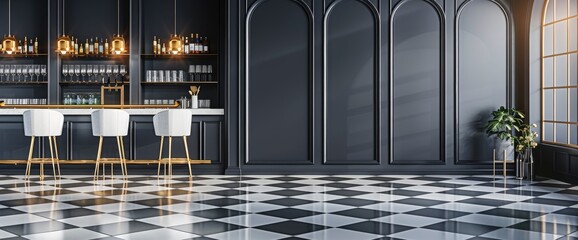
[0,105,224,169]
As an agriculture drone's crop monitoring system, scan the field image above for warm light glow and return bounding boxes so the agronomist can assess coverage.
[111,35,125,54]
[168,35,182,55]
[2,35,17,54]
[56,35,71,54]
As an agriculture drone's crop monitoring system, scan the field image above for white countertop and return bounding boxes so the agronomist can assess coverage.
[0,108,225,116]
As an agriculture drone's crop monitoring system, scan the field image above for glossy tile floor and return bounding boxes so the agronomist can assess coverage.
[0,175,576,240]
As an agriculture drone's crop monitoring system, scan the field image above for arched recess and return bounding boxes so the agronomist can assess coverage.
[323,0,381,164]
[245,0,314,164]
[390,0,445,165]
[455,0,513,164]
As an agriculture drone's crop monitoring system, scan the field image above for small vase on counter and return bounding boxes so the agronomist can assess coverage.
[189,85,200,109]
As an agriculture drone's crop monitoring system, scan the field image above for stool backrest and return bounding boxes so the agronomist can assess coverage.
[91,109,130,137]
[23,110,64,137]
[153,109,192,137]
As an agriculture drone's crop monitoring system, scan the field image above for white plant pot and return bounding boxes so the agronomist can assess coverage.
[493,137,514,161]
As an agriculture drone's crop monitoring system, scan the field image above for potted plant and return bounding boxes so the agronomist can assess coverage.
[514,123,538,180]
[485,106,525,161]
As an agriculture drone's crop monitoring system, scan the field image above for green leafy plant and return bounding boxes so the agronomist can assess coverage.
[485,106,525,145]
[515,123,538,152]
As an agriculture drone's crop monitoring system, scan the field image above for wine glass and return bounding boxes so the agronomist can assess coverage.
[0,65,5,82]
[16,65,22,82]
[62,65,69,82]
[86,65,93,82]
[10,65,16,82]
[80,65,87,82]
[99,65,106,84]
[23,65,30,82]
[106,65,113,84]
[93,65,99,83]
[29,65,35,82]
[119,65,126,84]
[112,65,119,85]
[74,65,80,82]
[41,65,47,81]
[34,65,40,82]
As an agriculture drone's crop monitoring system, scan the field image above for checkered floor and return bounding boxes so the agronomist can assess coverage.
[0,175,576,240]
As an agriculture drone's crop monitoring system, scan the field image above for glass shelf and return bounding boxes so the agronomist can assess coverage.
[0,54,48,58]
[60,54,130,60]
[141,53,218,59]
[141,81,218,84]
[0,81,48,84]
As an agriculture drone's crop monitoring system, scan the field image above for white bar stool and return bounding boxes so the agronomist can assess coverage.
[91,109,130,179]
[153,109,193,177]
[23,110,64,180]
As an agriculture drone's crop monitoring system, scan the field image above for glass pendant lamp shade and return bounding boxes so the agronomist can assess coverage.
[111,35,125,54]
[56,0,71,54]
[2,35,17,54]
[56,35,71,54]
[168,34,182,55]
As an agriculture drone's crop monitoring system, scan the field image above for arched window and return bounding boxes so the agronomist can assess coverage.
[542,0,578,146]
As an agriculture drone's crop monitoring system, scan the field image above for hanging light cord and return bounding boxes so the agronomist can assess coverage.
[8,0,10,35]
[174,0,176,34]
[62,0,65,35]
[117,0,120,35]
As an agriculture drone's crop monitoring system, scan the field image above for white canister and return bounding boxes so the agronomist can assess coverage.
[191,95,198,109]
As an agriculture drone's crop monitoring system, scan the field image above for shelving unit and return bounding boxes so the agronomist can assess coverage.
[0,0,224,108]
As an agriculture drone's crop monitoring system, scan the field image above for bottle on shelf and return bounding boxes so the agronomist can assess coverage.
[162,43,166,55]
[29,39,33,54]
[203,37,209,53]
[95,37,99,55]
[153,36,157,55]
[99,38,104,55]
[24,37,28,54]
[18,40,22,54]
[89,38,94,55]
[74,38,79,55]
[184,37,189,54]
[84,39,89,55]
[34,37,38,54]
[189,34,194,54]
[104,38,109,55]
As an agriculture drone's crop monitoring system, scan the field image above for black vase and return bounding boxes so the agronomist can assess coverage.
[516,148,534,180]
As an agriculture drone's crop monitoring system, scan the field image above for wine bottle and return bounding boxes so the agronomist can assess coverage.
[184,37,189,54]
[157,38,161,55]
[74,38,79,55]
[24,37,28,54]
[189,34,194,54]
[79,43,84,54]
[29,39,33,54]
[195,34,201,53]
[104,38,109,55]
[34,37,38,54]
[203,37,209,53]
[18,40,22,54]
[95,37,99,55]
[85,39,89,55]
[89,38,94,54]
[99,38,104,54]
[162,43,166,55]
[153,36,157,54]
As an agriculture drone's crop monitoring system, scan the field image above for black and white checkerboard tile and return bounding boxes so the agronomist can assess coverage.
[0,175,576,240]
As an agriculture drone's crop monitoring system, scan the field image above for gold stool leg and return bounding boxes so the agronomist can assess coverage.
[52,136,61,177]
[183,136,192,178]
[120,136,128,176]
[116,136,124,178]
[94,136,103,179]
[168,137,173,177]
[48,135,57,178]
[25,136,35,179]
[157,136,164,177]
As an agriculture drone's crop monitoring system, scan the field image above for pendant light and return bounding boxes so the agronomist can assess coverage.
[111,0,125,54]
[55,0,71,54]
[168,0,182,55]
[2,0,17,54]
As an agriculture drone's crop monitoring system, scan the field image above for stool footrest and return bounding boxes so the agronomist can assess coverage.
[158,158,211,164]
